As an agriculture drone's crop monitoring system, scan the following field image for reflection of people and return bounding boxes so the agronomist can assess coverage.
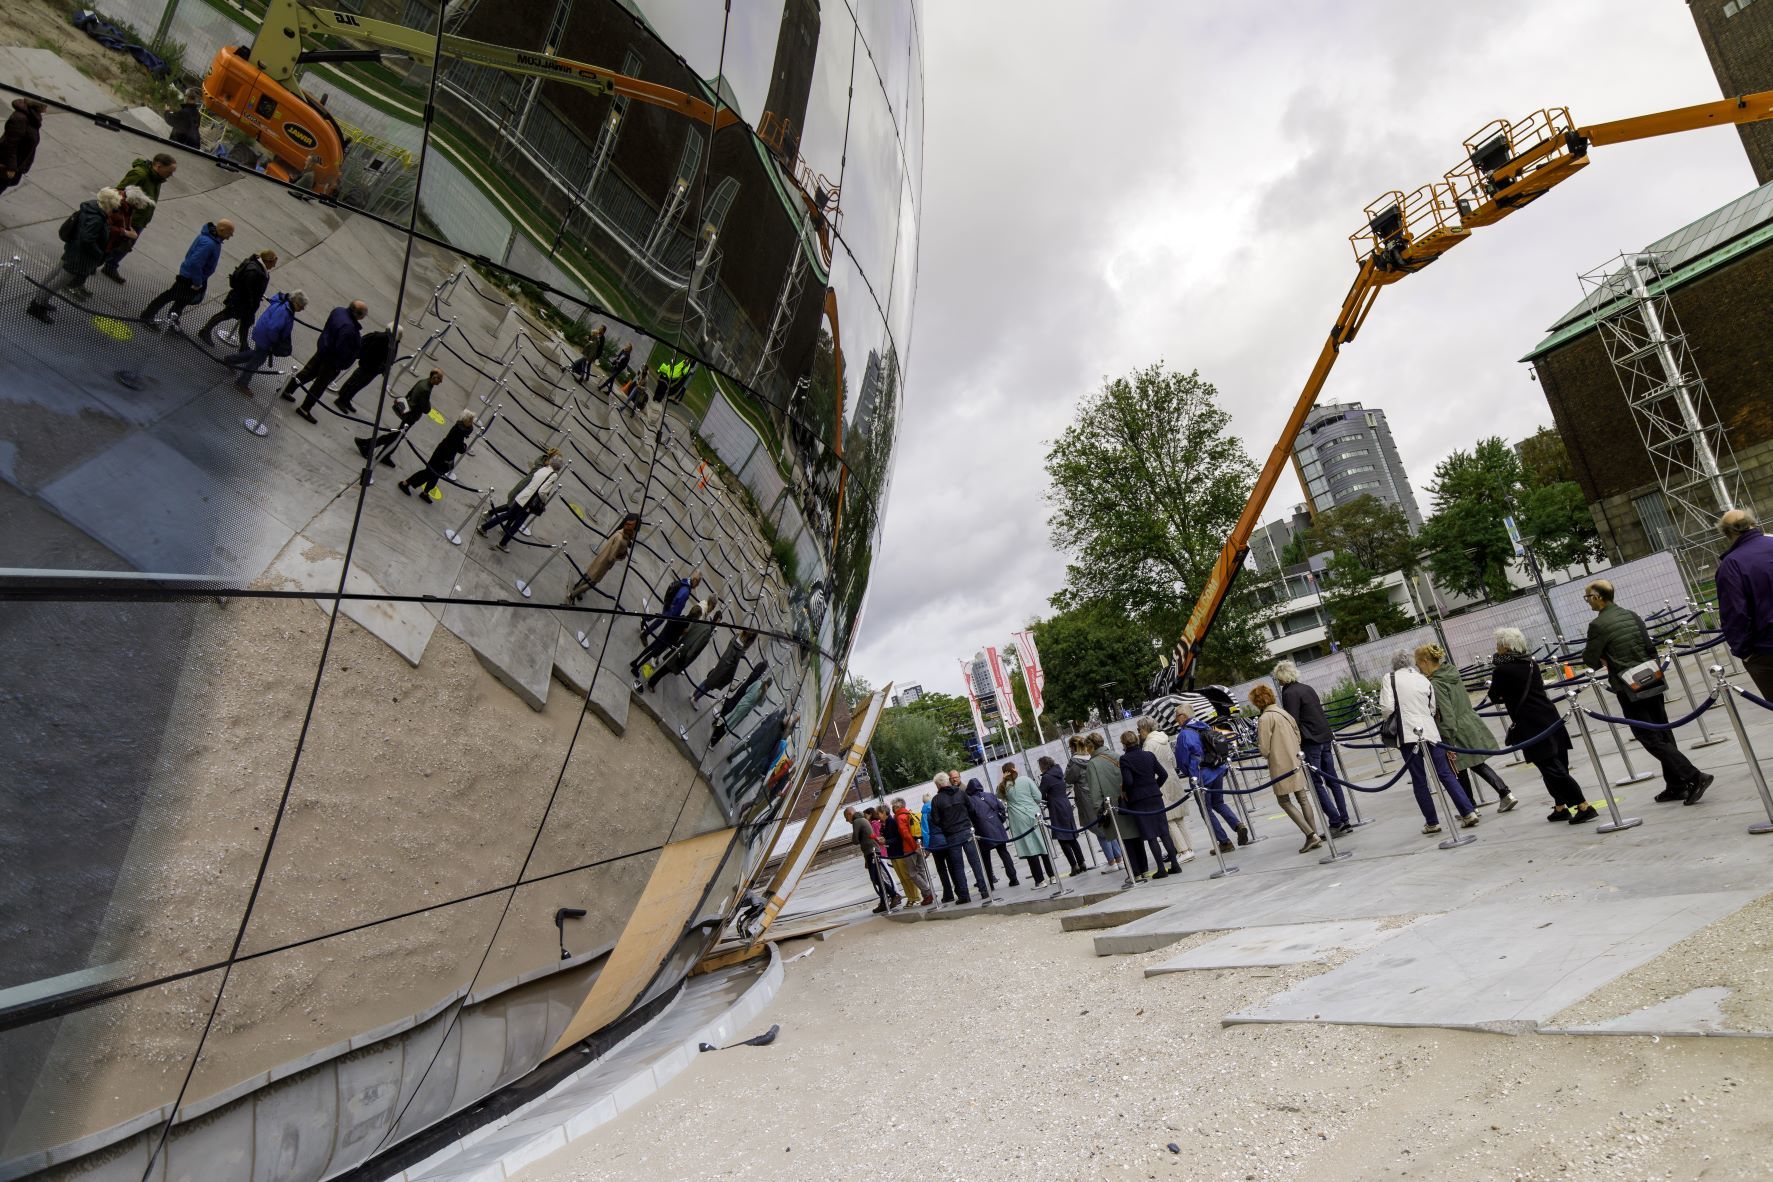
[197,248,276,347]
[165,88,202,148]
[352,369,440,463]
[25,187,114,324]
[712,671,770,741]
[643,572,701,641]
[571,325,605,381]
[478,454,563,550]
[222,289,306,391]
[0,98,48,197]
[597,343,632,393]
[282,299,366,405]
[632,598,704,687]
[694,628,755,703]
[322,323,398,415]
[141,218,234,328]
[399,409,474,501]
[645,605,722,693]
[565,512,641,604]
[101,153,177,282]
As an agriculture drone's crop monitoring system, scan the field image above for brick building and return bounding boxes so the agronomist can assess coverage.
[1521,183,1773,568]
[1690,0,1773,184]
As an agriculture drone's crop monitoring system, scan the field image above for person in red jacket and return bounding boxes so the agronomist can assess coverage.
[886,797,936,907]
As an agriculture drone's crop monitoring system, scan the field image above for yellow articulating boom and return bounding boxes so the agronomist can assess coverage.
[1171,87,1773,683]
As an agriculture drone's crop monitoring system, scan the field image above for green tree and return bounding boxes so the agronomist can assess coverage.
[841,674,874,710]
[1418,438,1523,601]
[1044,363,1274,684]
[870,709,966,791]
[1029,603,1163,726]
[1519,480,1603,572]
[1304,494,1416,576]
[1516,426,1576,486]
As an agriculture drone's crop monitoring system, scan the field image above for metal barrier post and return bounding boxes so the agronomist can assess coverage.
[464,405,500,457]
[405,318,453,376]
[1568,682,1644,833]
[516,543,565,598]
[1303,757,1352,864]
[1331,741,1365,826]
[1105,799,1135,890]
[1714,668,1773,835]
[445,488,492,546]
[1588,678,1655,787]
[1420,730,1475,850]
[1671,645,1726,748]
[1196,790,1238,880]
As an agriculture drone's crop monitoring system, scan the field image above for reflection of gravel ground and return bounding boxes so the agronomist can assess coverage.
[518,912,1773,1182]
[1554,890,1773,1032]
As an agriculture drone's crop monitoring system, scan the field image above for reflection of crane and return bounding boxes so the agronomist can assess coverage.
[1172,89,1773,683]
[202,0,738,192]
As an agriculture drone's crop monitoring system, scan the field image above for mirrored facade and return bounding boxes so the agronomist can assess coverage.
[0,1,918,1175]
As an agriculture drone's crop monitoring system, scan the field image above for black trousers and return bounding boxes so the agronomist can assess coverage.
[980,841,1017,884]
[284,357,344,400]
[1528,748,1588,809]
[864,854,897,905]
[197,305,249,344]
[329,362,390,411]
[1023,853,1055,884]
[1616,694,1700,789]
[1057,837,1085,874]
[142,274,202,322]
[939,838,990,899]
[929,848,955,900]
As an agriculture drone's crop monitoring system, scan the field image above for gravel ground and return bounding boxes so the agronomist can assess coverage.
[518,910,1773,1182]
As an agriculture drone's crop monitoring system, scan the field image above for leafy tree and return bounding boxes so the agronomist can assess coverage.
[1516,427,1576,487]
[1304,494,1416,575]
[1519,480,1604,572]
[1418,438,1523,601]
[1029,603,1163,726]
[841,674,875,710]
[870,709,966,791]
[1044,363,1274,684]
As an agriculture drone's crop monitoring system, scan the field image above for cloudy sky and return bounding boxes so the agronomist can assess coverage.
[845,0,1755,697]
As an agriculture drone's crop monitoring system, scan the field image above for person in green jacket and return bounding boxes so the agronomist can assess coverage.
[1582,580,1709,804]
[1081,732,1130,870]
[999,762,1054,885]
[1416,643,1517,813]
[645,605,721,693]
[100,153,177,282]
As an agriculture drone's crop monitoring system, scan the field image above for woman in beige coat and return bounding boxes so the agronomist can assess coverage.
[1251,684,1322,853]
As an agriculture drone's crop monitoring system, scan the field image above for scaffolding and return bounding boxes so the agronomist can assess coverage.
[1579,252,1752,585]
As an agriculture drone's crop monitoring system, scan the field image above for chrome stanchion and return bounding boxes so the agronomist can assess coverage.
[1420,730,1475,850]
[516,543,565,598]
[1588,678,1656,786]
[1671,645,1726,748]
[1303,757,1351,864]
[1332,741,1366,826]
[1714,668,1773,836]
[1568,679,1644,833]
[1105,799,1135,890]
[1196,789,1238,880]
[445,488,492,546]
[464,404,500,457]
[404,318,453,377]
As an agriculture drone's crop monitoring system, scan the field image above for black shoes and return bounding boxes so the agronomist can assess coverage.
[397,481,412,496]
[1331,823,1354,837]
[296,408,317,423]
[1685,773,1713,806]
[1547,806,1570,823]
[101,266,124,284]
[1151,869,1171,880]
[1653,787,1686,803]
[1235,825,1251,846]
[1568,804,1600,824]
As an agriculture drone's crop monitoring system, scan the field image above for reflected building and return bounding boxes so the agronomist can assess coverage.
[0,0,919,1176]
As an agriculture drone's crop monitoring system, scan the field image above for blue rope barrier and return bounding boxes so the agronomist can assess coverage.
[1583,695,1718,731]
[1737,686,1773,713]
[1436,716,1569,757]
[1313,762,1411,794]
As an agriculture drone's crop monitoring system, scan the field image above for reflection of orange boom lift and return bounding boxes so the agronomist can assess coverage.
[1172,89,1773,682]
[203,0,739,191]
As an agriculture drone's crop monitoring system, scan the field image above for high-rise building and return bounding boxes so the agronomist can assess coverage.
[892,682,924,707]
[1291,401,1424,531]
[1690,0,1773,184]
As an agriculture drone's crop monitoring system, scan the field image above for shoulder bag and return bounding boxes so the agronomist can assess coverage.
[1379,672,1403,749]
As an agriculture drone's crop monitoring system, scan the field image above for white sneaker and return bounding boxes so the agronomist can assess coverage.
[1177,851,1196,864]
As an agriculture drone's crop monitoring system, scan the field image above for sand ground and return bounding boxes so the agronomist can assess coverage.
[518,907,1773,1182]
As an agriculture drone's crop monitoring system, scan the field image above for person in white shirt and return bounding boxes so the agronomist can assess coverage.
[1138,716,1195,863]
[1378,651,1479,835]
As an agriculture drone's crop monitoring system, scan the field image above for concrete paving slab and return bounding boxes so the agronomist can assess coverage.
[0,47,128,112]
[38,430,294,581]
[1225,891,1756,1032]
[1539,987,1773,1038]
[440,563,556,711]
[1143,919,1414,975]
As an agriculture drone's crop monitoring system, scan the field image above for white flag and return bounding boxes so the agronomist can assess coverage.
[984,645,1022,727]
[1011,629,1044,716]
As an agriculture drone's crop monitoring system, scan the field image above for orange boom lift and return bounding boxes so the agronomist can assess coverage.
[1172,89,1773,682]
[202,0,739,192]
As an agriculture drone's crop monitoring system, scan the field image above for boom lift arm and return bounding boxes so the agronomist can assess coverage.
[204,0,736,190]
[1171,87,1773,682]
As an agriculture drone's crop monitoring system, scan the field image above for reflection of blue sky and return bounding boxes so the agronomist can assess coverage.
[825,238,892,434]
[716,0,788,124]
[835,69,901,304]
[853,0,914,133]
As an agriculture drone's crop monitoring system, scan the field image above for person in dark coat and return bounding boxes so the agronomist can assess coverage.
[352,369,441,464]
[1275,659,1351,835]
[164,89,202,148]
[1716,508,1773,697]
[693,628,755,703]
[1079,732,1127,872]
[1038,755,1086,876]
[1119,729,1180,880]
[398,408,474,500]
[712,663,767,741]
[642,572,702,642]
[221,289,306,390]
[596,342,632,393]
[632,598,704,686]
[646,606,721,692]
[1581,579,1708,805]
[101,154,176,281]
[26,187,114,323]
[141,218,233,328]
[846,805,897,914]
[965,777,1017,887]
[1489,627,1596,824]
[323,324,399,415]
[929,774,990,904]
[197,249,277,346]
[0,98,46,197]
[281,299,366,406]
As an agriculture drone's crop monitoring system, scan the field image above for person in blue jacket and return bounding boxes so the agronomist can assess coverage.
[280,299,366,403]
[140,218,233,327]
[920,791,954,903]
[1176,713,1249,853]
[223,289,307,392]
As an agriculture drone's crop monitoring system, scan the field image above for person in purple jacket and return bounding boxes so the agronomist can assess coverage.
[280,299,366,404]
[1717,508,1773,697]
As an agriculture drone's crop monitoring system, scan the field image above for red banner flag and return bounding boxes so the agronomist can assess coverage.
[984,645,1022,727]
[1011,630,1044,716]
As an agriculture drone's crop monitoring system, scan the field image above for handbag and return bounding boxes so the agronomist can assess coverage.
[1379,672,1403,748]
[1618,657,1667,703]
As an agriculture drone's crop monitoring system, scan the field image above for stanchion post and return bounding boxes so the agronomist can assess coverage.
[1588,678,1655,786]
[464,405,500,457]
[1568,680,1643,833]
[1420,730,1475,850]
[1331,741,1365,826]
[1303,758,1351,864]
[1105,799,1134,890]
[445,488,492,546]
[1671,644,1726,748]
[516,543,565,598]
[1714,668,1773,836]
[1196,789,1238,880]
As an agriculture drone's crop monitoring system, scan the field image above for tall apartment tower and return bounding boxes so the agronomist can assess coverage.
[1291,401,1424,531]
[1690,0,1773,184]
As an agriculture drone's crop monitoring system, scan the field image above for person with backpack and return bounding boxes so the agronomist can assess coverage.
[1176,712,1248,851]
[642,571,701,643]
[885,797,935,907]
[0,98,47,198]
[353,368,441,463]
[929,773,990,904]
[846,805,898,914]
[644,604,721,693]
[196,248,277,347]
[221,289,307,391]
[101,154,177,282]
[26,187,115,323]
[140,218,233,329]
[966,777,1018,888]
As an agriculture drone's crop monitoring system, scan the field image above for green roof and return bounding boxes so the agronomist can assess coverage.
[1522,180,1773,361]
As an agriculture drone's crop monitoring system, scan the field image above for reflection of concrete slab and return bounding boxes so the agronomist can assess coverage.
[259,535,438,665]
[441,564,556,711]
[1144,919,1415,975]
[0,48,127,113]
[1543,988,1760,1038]
[38,432,294,581]
[1226,892,1755,1032]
